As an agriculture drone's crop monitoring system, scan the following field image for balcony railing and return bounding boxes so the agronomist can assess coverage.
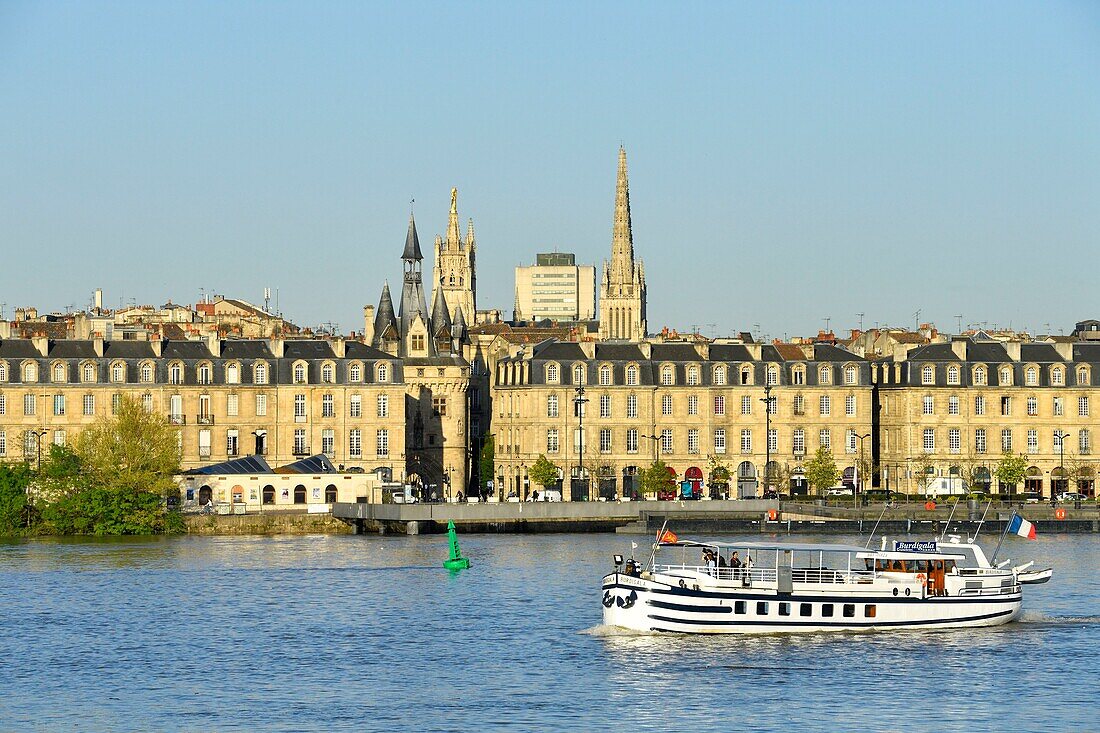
[197,415,215,425]
[198,447,211,458]
[292,446,311,456]
[168,415,186,425]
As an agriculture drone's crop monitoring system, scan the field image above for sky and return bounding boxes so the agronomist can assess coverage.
[1,1,1099,341]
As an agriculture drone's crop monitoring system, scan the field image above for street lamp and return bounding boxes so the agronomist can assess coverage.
[855,433,871,505]
[642,433,660,463]
[30,429,48,469]
[1054,430,1068,503]
[573,385,589,501]
[760,385,774,497]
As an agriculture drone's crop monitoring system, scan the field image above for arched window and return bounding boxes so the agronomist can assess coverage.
[254,362,269,385]
[1025,367,1038,386]
[140,362,154,383]
[321,363,335,383]
[169,362,183,384]
[766,364,778,386]
[599,365,611,386]
[546,363,559,383]
[82,363,95,383]
[687,366,700,386]
[1000,367,1012,385]
[974,366,987,385]
[377,362,390,383]
[1051,367,1064,386]
[626,364,638,386]
[225,362,239,384]
[573,364,586,385]
[0,361,7,381]
[714,365,726,385]
[661,366,674,386]
[293,363,307,384]
[844,365,858,385]
[1078,367,1090,386]
[819,366,831,385]
[110,362,124,383]
[741,365,753,385]
[947,365,960,385]
[52,362,66,382]
[349,363,362,382]
[921,365,934,385]
[197,363,212,385]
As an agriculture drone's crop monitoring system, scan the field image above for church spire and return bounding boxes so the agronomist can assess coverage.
[446,187,462,249]
[611,146,634,277]
[402,213,423,261]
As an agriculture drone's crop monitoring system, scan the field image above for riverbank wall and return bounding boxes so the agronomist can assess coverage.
[183,512,353,535]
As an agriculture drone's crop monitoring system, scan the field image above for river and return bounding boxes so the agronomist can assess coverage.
[1,531,1097,732]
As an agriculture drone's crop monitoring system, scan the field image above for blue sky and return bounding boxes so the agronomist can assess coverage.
[2,1,1098,340]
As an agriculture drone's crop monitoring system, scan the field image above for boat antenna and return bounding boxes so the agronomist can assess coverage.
[939,498,960,542]
[972,499,993,542]
[989,509,1016,565]
[648,518,669,570]
[864,502,892,548]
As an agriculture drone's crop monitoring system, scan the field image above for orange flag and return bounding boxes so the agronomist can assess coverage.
[658,529,678,544]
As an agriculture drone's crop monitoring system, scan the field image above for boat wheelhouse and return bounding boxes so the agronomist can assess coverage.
[602,538,1022,634]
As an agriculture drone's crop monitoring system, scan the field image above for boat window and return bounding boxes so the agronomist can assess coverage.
[822,604,834,618]
[944,560,957,573]
[779,602,791,617]
[734,601,746,615]
[864,604,877,618]
[843,604,855,618]
[757,601,769,616]
[800,603,812,617]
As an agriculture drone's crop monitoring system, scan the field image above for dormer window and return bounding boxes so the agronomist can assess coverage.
[1078,367,1090,386]
[573,364,586,385]
[599,364,612,386]
[110,362,124,383]
[818,366,831,385]
[293,363,307,384]
[226,362,240,385]
[1000,367,1012,385]
[947,365,960,385]
[0,361,7,382]
[349,363,362,382]
[1025,367,1038,386]
[321,363,335,384]
[546,363,560,383]
[197,363,212,385]
[169,362,183,385]
[714,365,727,385]
[844,365,858,385]
[82,363,96,383]
[1051,367,1064,386]
[687,366,700,386]
[660,366,674,386]
[140,361,154,383]
[741,365,753,385]
[626,364,638,386]
[973,366,987,385]
[377,362,390,383]
[52,362,67,383]
[254,362,269,385]
[921,365,934,385]
[766,364,778,386]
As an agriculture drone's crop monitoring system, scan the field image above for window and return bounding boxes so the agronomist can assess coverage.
[1080,397,1090,417]
[949,428,960,454]
[410,334,426,352]
[793,394,804,416]
[111,393,121,414]
[82,363,95,383]
[792,368,805,386]
[660,429,673,454]
[1000,367,1012,385]
[714,395,725,416]
[864,604,876,618]
[923,428,935,452]
[293,429,306,455]
[599,365,611,386]
[687,367,700,386]
[688,429,700,454]
[820,429,831,450]
[661,394,673,416]
[293,363,306,384]
[974,366,987,385]
[227,429,239,457]
[845,394,856,416]
[947,365,959,385]
[1001,429,1012,452]
[766,365,778,386]
[714,429,726,454]
[600,429,612,453]
[820,395,831,416]
[741,366,753,385]
[377,362,390,382]
[975,429,987,454]
[626,394,638,419]
[294,394,306,419]
[741,395,752,415]
[1077,367,1089,386]
[844,365,857,385]
[370,394,383,418]
[0,363,6,381]
[1052,367,1064,386]
[819,366,832,385]
[1027,396,1038,416]
[0,431,5,456]
[319,394,334,418]
[626,365,638,386]
[110,363,124,383]
[741,429,752,454]
[975,395,986,416]
[24,394,35,416]
[1027,430,1038,454]
[600,394,611,419]
[198,429,211,458]
[767,396,776,416]
[52,363,66,382]
[1025,367,1038,386]
[779,602,791,617]
[376,429,389,456]
[1080,429,1091,455]
[197,363,211,385]
[321,429,334,456]
[714,366,726,385]
[349,429,362,457]
[1054,397,1064,416]
[1001,396,1011,416]
[573,365,586,385]
[53,394,65,416]
[626,429,638,453]
[349,363,361,382]
[948,396,959,415]
[800,603,812,617]
[922,396,934,415]
[793,429,805,455]
[432,396,447,416]
[661,366,674,386]
[256,393,267,416]
[843,604,855,618]
[822,604,834,618]
[348,394,362,418]
[921,365,934,385]
[547,394,559,418]
[768,429,777,452]
[52,430,65,447]
[228,363,241,384]
[254,362,268,385]
[0,394,4,415]
[687,395,698,416]
[735,601,746,615]
[757,601,769,615]
[547,429,559,453]
[227,394,239,417]
[83,394,94,416]
[321,363,334,383]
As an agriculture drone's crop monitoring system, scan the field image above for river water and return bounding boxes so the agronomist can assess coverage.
[0,531,1097,732]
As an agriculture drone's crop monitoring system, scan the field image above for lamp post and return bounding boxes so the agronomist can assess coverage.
[30,429,48,470]
[573,385,589,501]
[1054,430,1067,503]
[642,433,660,463]
[760,385,774,498]
[855,433,871,506]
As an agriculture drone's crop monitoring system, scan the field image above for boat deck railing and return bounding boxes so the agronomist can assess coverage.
[652,564,878,586]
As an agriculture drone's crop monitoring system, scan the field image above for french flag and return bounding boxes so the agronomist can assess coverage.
[1009,514,1037,540]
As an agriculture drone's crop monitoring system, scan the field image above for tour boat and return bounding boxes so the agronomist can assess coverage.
[602,537,1023,634]
[916,536,1053,585]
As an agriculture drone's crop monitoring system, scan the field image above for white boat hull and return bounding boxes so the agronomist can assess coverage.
[1017,567,1053,584]
[602,572,1022,634]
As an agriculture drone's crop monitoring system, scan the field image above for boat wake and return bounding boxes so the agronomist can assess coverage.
[580,624,654,637]
[1018,610,1100,626]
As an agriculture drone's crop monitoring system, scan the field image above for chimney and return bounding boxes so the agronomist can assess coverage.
[746,343,762,361]
[950,340,967,361]
[694,342,710,360]
[93,336,105,357]
[363,305,375,345]
[1004,342,1021,362]
[94,288,103,311]
[639,342,652,360]
[332,337,346,358]
[206,335,221,358]
[150,336,163,357]
[579,341,596,359]
[32,335,49,356]
[269,336,285,358]
[1054,342,1073,362]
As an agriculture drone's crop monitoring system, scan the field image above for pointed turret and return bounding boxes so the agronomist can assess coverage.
[430,283,452,336]
[452,306,468,343]
[446,187,462,249]
[373,282,399,350]
[402,213,423,261]
[611,146,634,277]
[465,218,476,251]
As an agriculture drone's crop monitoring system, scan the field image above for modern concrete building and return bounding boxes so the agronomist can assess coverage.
[513,252,596,323]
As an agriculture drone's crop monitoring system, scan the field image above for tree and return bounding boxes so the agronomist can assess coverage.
[993,452,1028,495]
[528,454,560,489]
[913,454,937,495]
[478,435,495,491]
[0,462,33,536]
[639,459,675,498]
[804,447,840,495]
[707,454,731,498]
[75,395,181,497]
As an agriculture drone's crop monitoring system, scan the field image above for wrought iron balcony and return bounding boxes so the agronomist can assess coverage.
[292,446,311,456]
[167,415,186,425]
[196,415,215,425]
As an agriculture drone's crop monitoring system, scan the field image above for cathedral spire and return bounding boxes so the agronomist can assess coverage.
[611,146,634,277]
[446,187,462,249]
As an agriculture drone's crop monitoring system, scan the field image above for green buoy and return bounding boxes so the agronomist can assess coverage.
[443,520,470,570]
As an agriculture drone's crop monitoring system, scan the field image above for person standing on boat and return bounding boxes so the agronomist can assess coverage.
[730,551,743,580]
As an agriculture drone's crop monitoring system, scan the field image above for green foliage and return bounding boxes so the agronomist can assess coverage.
[38,487,176,536]
[993,452,1029,490]
[74,395,181,497]
[639,460,675,496]
[478,435,495,489]
[0,462,34,536]
[529,454,560,488]
[804,447,841,494]
[707,455,730,484]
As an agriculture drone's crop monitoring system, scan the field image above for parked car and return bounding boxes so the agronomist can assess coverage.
[1019,491,1042,504]
[1056,492,1088,503]
[826,487,853,497]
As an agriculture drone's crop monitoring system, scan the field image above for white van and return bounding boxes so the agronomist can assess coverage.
[926,477,967,498]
